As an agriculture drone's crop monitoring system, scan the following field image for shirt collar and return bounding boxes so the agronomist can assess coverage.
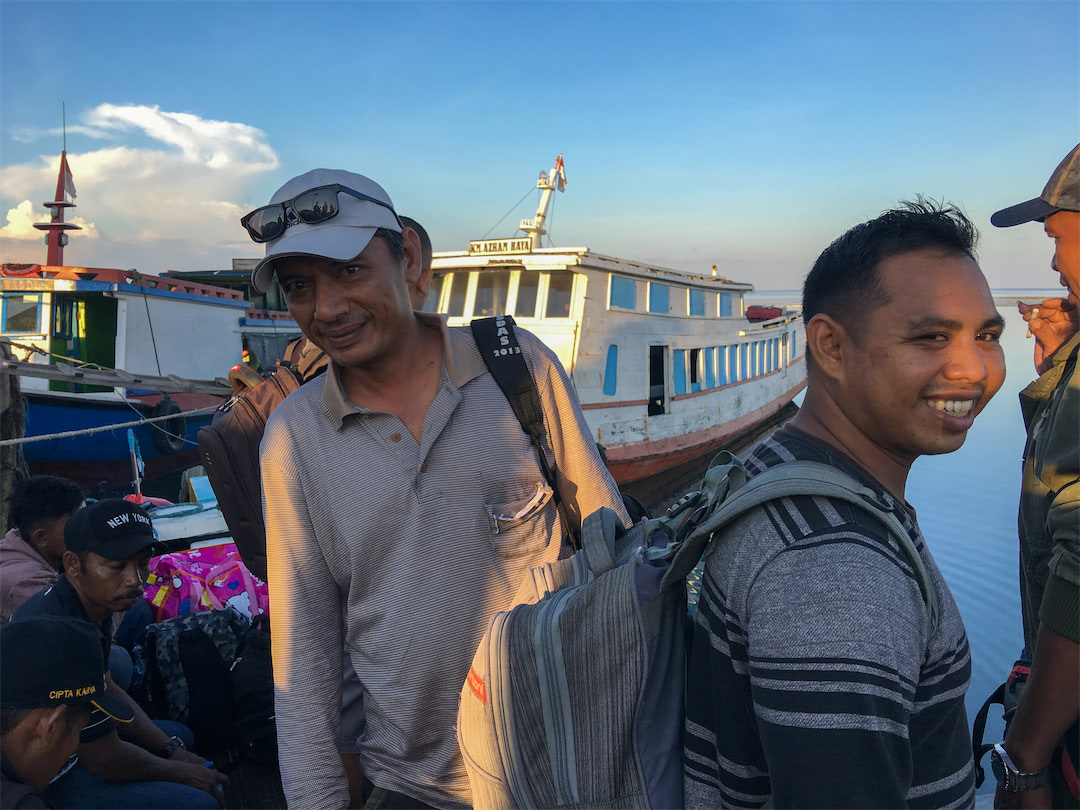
[322,312,488,429]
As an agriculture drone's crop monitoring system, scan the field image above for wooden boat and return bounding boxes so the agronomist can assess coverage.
[427,155,807,484]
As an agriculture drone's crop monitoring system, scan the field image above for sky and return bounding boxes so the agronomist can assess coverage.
[1,0,1077,291]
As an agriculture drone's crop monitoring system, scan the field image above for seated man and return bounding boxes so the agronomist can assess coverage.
[2,478,148,690]
[11,499,227,809]
[1,476,85,622]
[1,616,134,809]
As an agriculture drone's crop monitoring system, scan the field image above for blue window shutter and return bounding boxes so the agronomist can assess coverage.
[603,344,618,396]
[673,350,686,395]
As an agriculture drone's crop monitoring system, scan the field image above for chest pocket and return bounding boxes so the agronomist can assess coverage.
[486,481,555,559]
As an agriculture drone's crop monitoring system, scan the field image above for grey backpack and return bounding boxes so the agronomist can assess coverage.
[457,451,939,810]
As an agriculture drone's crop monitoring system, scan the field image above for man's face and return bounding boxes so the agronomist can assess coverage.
[72,550,151,616]
[1045,210,1080,300]
[275,234,417,369]
[836,249,1006,465]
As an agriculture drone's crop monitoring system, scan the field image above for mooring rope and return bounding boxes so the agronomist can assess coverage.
[0,403,220,447]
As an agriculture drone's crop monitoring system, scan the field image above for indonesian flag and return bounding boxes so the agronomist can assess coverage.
[554,153,567,192]
[61,152,77,202]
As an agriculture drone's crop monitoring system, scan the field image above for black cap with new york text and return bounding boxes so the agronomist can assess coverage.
[63,499,162,561]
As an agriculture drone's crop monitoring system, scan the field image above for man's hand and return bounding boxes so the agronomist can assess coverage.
[994,784,1052,809]
[1018,298,1079,374]
[169,745,209,766]
[170,761,229,808]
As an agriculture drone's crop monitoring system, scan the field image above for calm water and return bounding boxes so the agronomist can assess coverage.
[748,289,1063,795]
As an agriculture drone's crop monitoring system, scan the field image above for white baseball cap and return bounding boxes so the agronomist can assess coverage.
[247,168,402,292]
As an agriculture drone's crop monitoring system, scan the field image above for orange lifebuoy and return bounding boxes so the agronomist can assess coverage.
[2,264,40,276]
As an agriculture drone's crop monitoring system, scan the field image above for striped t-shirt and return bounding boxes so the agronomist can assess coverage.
[684,429,975,809]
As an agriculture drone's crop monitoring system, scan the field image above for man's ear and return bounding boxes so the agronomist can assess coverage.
[804,313,851,384]
[401,227,423,286]
[61,549,81,579]
[33,705,70,747]
[26,524,49,553]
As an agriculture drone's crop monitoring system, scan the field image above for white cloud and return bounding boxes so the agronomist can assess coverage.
[0,200,98,242]
[0,104,277,272]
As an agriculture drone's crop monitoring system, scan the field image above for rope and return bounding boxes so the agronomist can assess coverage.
[0,403,219,448]
[481,185,537,239]
[131,270,164,377]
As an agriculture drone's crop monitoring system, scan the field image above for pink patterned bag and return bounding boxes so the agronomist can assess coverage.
[144,542,269,623]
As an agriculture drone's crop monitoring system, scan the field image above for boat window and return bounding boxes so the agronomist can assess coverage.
[718,293,733,317]
[689,348,701,392]
[791,330,799,360]
[717,346,729,386]
[603,345,618,396]
[421,275,443,313]
[515,273,539,318]
[546,272,574,318]
[473,271,510,317]
[689,289,705,317]
[704,347,715,389]
[739,344,749,381]
[53,298,76,339]
[445,273,467,317]
[609,276,636,310]
[648,283,669,314]
[648,346,666,416]
[673,350,687,396]
[1,293,43,334]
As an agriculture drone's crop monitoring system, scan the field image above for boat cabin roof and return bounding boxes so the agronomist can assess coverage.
[431,246,753,292]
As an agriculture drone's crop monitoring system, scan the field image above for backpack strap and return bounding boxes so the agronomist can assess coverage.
[661,459,940,632]
[470,316,580,548]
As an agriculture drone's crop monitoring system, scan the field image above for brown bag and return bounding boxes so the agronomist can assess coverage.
[198,340,325,581]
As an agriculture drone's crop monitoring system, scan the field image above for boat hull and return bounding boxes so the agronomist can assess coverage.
[21,390,222,493]
[600,378,806,485]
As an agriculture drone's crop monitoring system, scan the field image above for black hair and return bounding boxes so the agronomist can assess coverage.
[802,198,978,362]
[376,228,405,266]
[398,216,433,269]
[9,476,84,539]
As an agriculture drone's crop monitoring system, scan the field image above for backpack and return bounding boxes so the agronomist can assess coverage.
[142,608,249,752]
[198,340,326,581]
[470,316,652,533]
[457,451,939,810]
[230,614,278,765]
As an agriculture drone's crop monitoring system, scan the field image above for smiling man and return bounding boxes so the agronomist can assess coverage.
[245,169,627,808]
[684,200,1005,808]
[11,499,227,809]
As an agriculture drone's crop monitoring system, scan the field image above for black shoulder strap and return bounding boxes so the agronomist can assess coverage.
[470,316,580,548]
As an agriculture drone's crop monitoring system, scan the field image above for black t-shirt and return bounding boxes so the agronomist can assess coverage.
[10,576,116,743]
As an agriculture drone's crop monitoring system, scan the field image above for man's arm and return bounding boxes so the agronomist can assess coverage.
[520,330,630,530]
[78,729,227,803]
[261,413,349,809]
[998,480,1079,808]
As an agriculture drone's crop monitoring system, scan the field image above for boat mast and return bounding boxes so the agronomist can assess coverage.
[519,153,567,250]
[33,106,81,266]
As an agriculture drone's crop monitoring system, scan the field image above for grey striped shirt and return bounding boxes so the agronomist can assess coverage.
[684,429,975,809]
[261,314,628,808]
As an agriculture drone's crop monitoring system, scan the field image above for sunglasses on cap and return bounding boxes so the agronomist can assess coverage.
[241,184,402,244]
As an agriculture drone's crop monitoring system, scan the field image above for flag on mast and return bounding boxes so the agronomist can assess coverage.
[554,154,567,192]
[61,152,77,202]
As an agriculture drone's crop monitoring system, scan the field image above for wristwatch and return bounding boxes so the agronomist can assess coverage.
[158,735,186,758]
[991,743,1050,791]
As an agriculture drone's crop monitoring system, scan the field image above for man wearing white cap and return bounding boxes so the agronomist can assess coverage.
[243,170,627,808]
[989,143,1080,809]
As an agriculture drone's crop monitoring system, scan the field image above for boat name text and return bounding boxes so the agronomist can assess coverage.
[469,238,532,255]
